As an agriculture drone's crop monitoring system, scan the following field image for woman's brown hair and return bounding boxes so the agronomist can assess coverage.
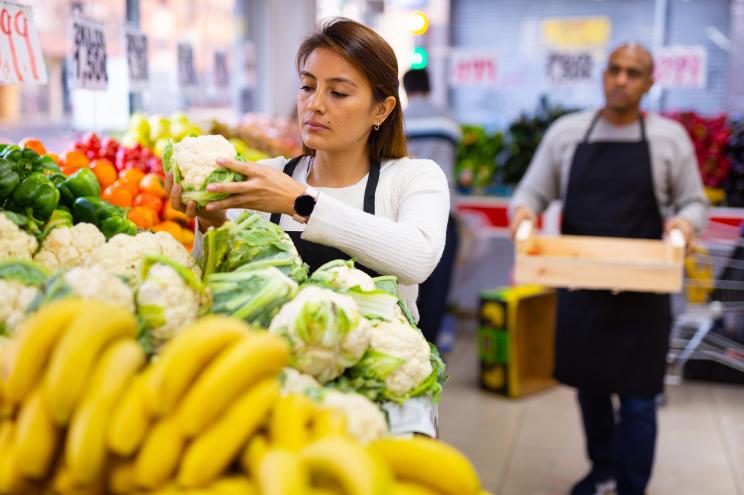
[296,17,407,162]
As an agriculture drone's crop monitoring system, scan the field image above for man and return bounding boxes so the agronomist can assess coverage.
[403,68,462,346]
[509,44,708,495]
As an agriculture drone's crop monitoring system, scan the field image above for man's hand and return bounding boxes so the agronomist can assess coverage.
[666,216,695,254]
[510,206,537,241]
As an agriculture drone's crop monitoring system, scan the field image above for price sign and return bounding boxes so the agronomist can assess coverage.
[546,51,594,85]
[213,50,229,88]
[654,46,707,89]
[126,27,148,91]
[0,1,48,85]
[177,42,197,88]
[69,17,108,90]
[450,51,498,87]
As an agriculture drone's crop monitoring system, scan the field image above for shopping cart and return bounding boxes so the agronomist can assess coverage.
[666,220,744,384]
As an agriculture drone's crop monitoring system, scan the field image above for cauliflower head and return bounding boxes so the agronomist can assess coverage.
[0,280,39,335]
[137,255,207,351]
[163,135,241,207]
[310,260,376,291]
[320,390,389,444]
[33,222,105,271]
[279,367,322,396]
[88,231,199,285]
[62,266,135,313]
[269,285,370,384]
[0,213,38,261]
[367,320,432,397]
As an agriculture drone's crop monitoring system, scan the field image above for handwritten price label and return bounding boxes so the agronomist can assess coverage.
[69,17,108,90]
[654,46,707,89]
[177,42,197,88]
[450,51,498,87]
[0,1,48,85]
[126,27,148,90]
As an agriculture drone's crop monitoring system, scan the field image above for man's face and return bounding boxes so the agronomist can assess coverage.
[603,47,654,112]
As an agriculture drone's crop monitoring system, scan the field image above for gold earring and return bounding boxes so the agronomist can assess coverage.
[374,124,380,131]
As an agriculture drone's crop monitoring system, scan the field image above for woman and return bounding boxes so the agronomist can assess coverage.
[167,18,450,435]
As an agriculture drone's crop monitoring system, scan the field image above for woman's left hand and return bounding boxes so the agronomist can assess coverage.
[204,158,306,215]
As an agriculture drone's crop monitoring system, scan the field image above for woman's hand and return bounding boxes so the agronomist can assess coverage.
[204,159,306,215]
[164,172,227,231]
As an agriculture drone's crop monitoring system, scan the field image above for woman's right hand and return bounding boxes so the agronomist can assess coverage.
[164,172,227,231]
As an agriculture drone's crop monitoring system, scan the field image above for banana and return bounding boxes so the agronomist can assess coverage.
[311,407,348,439]
[0,421,25,494]
[176,333,288,437]
[108,457,137,495]
[369,437,481,495]
[5,298,85,405]
[65,338,144,485]
[108,368,153,457]
[44,303,137,425]
[15,387,60,479]
[153,316,251,416]
[134,416,185,490]
[300,435,392,495]
[208,476,259,495]
[143,358,165,416]
[50,462,106,495]
[240,433,269,477]
[392,481,440,495]
[269,394,316,451]
[0,337,15,419]
[178,378,279,488]
[257,449,308,495]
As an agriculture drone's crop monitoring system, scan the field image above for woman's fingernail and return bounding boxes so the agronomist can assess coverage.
[207,185,216,192]
[206,204,214,211]
[216,158,224,164]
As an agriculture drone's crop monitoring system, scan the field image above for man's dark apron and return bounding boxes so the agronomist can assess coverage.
[269,156,381,277]
[555,113,672,396]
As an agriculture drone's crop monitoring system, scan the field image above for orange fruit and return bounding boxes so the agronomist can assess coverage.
[102,184,133,208]
[63,150,90,170]
[89,159,118,190]
[139,173,167,198]
[118,168,145,195]
[19,137,46,156]
[127,206,158,229]
[134,192,164,216]
[60,165,79,176]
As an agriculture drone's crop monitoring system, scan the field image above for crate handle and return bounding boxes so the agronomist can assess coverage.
[515,220,534,241]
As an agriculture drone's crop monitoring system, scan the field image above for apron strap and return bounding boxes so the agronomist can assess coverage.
[584,111,648,143]
[269,156,305,225]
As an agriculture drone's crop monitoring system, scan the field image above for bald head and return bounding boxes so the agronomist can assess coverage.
[609,43,654,77]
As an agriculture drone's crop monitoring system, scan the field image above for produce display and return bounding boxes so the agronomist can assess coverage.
[0,301,489,495]
[208,113,302,159]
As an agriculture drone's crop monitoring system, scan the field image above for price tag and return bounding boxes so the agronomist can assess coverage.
[449,51,498,87]
[546,51,594,85]
[654,46,707,89]
[213,50,229,88]
[69,16,108,90]
[177,42,197,88]
[126,27,148,91]
[0,1,48,85]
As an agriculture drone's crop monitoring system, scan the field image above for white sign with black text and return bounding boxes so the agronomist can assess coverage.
[546,50,594,85]
[69,16,108,90]
[177,42,197,89]
[125,27,148,91]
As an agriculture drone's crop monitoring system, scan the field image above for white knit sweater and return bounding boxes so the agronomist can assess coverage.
[195,155,450,321]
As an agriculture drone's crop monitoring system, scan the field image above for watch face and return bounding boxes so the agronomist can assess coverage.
[294,194,316,217]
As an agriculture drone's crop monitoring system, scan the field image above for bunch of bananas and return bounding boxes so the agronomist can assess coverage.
[0,299,490,495]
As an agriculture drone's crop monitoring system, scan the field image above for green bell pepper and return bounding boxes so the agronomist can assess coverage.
[57,168,101,207]
[0,158,21,202]
[40,209,74,239]
[72,196,137,239]
[6,172,60,224]
[101,215,138,238]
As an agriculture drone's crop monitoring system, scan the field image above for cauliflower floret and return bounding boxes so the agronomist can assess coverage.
[279,368,322,396]
[172,135,236,189]
[321,390,389,444]
[136,263,202,350]
[313,262,375,291]
[88,231,199,285]
[0,279,39,335]
[63,266,135,313]
[33,223,105,271]
[0,213,37,261]
[269,286,370,384]
[368,320,432,397]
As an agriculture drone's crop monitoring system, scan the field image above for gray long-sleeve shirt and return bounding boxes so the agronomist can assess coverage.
[509,110,709,232]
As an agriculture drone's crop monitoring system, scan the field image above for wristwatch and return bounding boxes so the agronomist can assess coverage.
[292,186,319,223]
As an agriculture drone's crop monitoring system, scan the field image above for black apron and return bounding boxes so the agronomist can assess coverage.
[554,112,672,396]
[269,156,381,277]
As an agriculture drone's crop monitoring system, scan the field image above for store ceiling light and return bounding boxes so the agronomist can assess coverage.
[408,10,429,35]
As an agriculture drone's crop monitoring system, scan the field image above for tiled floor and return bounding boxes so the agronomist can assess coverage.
[438,329,744,495]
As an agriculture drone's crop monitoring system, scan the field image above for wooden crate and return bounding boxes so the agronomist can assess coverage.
[479,286,556,398]
[514,226,685,293]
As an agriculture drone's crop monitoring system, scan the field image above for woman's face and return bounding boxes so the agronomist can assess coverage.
[297,47,386,154]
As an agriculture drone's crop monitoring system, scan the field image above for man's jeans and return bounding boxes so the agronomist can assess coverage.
[577,391,658,495]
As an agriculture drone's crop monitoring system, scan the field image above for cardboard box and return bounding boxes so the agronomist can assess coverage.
[478,285,557,398]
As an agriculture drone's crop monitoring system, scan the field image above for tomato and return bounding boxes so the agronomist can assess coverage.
[89,159,117,190]
[127,206,158,229]
[60,165,79,176]
[19,137,46,156]
[118,168,145,195]
[62,150,90,170]
[139,173,167,198]
[102,183,133,208]
[134,192,164,215]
